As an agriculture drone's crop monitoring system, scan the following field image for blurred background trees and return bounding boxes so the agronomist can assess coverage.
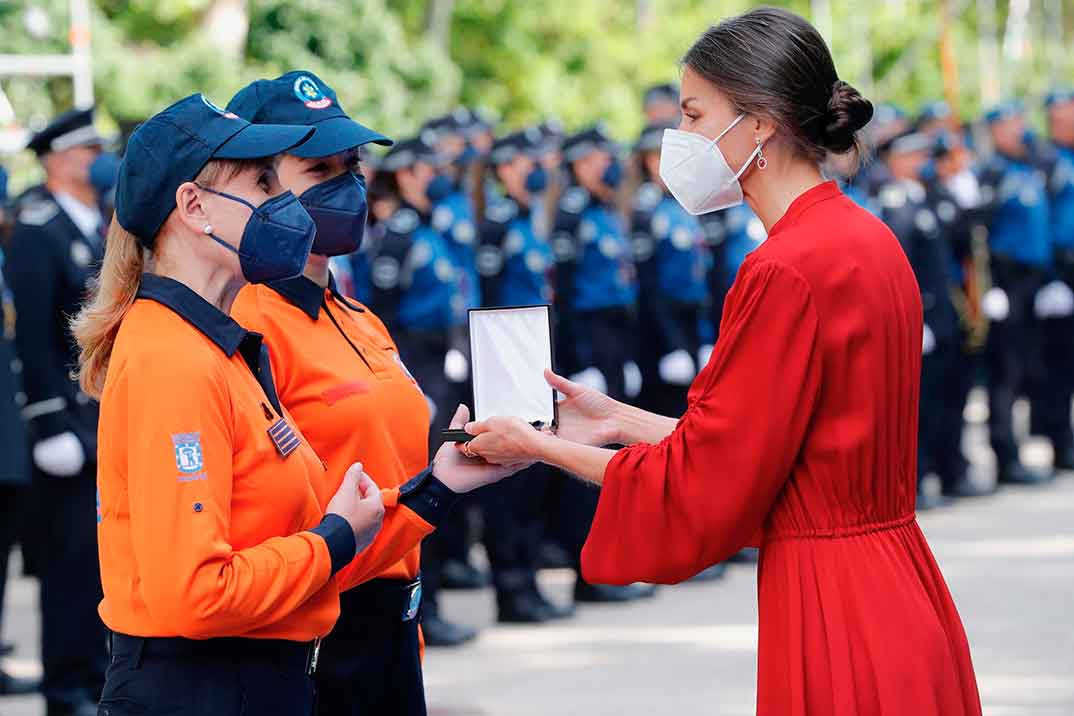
[1,0,1073,149]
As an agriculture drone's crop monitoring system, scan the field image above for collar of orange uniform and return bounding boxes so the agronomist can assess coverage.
[267,273,366,321]
[138,273,253,356]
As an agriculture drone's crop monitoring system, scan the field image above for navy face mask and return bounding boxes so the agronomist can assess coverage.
[426,173,454,204]
[89,152,121,197]
[602,159,623,189]
[197,185,316,284]
[299,171,368,256]
[525,166,549,194]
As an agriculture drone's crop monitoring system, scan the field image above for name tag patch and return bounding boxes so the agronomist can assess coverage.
[268,418,301,458]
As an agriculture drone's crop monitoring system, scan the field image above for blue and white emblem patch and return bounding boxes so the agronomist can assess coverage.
[293,76,332,110]
[172,432,204,473]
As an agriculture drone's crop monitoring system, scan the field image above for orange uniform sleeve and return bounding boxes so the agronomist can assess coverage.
[581,258,823,585]
[123,350,336,639]
[334,488,435,591]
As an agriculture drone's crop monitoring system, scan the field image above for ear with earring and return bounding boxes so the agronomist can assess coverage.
[756,138,768,170]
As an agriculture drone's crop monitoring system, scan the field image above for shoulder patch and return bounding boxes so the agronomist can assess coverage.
[388,208,420,234]
[18,200,59,227]
[578,219,598,244]
[632,233,655,262]
[560,186,590,214]
[936,200,957,224]
[504,229,525,256]
[634,182,663,211]
[371,256,401,289]
[552,232,577,262]
[671,225,695,251]
[432,205,455,232]
[485,199,518,224]
[651,211,671,239]
[452,219,476,245]
[879,184,907,210]
[476,245,505,277]
[915,208,938,234]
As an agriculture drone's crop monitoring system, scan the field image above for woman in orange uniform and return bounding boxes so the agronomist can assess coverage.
[70,94,386,716]
[462,9,981,716]
[226,72,523,715]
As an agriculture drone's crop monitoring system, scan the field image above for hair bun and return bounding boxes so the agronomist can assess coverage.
[823,80,874,153]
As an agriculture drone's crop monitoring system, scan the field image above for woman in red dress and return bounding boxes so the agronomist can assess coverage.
[462,8,981,716]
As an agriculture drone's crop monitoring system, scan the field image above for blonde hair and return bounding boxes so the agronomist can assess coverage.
[72,158,264,398]
[71,217,147,398]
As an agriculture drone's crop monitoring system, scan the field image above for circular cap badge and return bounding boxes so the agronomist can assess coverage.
[200,94,238,119]
[294,76,332,110]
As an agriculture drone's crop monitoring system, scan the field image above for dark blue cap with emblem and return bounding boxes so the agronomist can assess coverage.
[984,100,1024,125]
[643,83,678,108]
[489,128,543,166]
[562,125,618,164]
[635,120,675,153]
[380,133,446,173]
[1044,89,1074,110]
[115,93,315,247]
[917,101,951,125]
[27,106,105,157]
[227,71,392,158]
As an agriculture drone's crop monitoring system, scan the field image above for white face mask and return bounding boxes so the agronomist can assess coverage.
[659,114,764,215]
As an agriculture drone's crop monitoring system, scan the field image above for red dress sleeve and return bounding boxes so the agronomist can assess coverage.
[581,257,823,585]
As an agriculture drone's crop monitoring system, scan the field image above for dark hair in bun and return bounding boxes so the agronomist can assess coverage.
[683,6,873,162]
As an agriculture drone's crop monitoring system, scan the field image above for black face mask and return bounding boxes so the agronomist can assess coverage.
[299,171,369,256]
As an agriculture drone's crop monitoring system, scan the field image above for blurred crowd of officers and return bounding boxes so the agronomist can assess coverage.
[1,81,1073,708]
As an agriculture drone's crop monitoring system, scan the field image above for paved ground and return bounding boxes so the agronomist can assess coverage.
[2,394,1073,715]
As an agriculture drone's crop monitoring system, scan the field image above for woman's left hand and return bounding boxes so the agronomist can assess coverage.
[464,416,548,466]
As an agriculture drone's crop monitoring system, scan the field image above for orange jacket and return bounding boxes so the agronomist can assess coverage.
[96,275,355,641]
[231,276,438,591]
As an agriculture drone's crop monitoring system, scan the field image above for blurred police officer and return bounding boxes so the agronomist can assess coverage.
[5,107,110,715]
[630,121,709,417]
[363,135,478,646]
[642,83,681,125]
[977,102,1058,484]
[877,130,965,508]
[473,128,573,623]
[923,129,994,497]
[1034,89,1074,471]
[0,167,39,697]
[550,126,651,603]
[419,112,490,593]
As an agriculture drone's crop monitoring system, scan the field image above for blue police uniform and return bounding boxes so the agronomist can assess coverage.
[1032,95,1074,469]
[473,130,571,621]
[431,188,482,314]
[478,197,554,307]
[878,172,960,493]
[5,108,109,715]
[547,127,655,605]
[552,185,637,395]
[631,180,708,415]
[977,117,1058,480]
[0,253,30,681]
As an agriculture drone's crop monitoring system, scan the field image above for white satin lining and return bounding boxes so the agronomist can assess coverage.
[469,306,556,424]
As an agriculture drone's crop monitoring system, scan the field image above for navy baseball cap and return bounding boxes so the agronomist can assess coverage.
[227,71,392,159]
[116,93,315,247]
[1044,89,1074,110]
[984,100,1024,125]
[488,128,543,166]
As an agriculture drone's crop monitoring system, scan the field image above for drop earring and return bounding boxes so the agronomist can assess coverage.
[756,139,768,170]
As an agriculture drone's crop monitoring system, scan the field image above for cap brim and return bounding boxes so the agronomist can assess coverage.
[213,123,315,160]
[289,116,394,158]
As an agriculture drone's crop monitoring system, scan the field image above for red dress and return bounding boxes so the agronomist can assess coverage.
[582,182,981,715]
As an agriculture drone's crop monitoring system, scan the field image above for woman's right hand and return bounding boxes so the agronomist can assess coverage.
[544,369,621,447]
[325,463,385,554]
